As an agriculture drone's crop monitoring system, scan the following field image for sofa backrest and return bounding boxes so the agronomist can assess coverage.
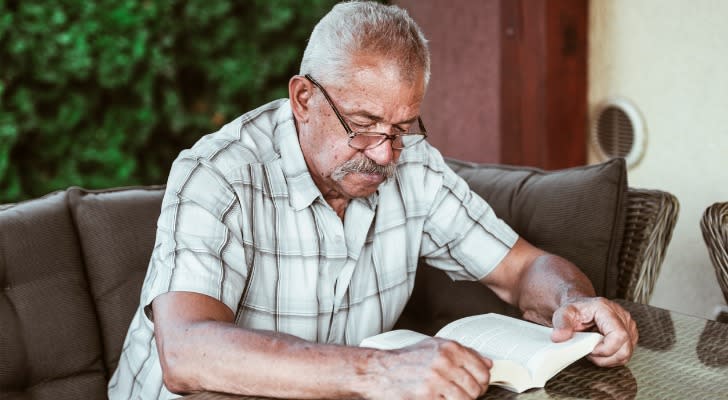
[447,157,628,296]
[67,186,165,375]
[0,186,165,399]
[0,191,108,399]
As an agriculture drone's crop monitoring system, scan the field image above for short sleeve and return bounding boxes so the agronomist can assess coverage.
[141,155,247,317]
[420,159,518,281]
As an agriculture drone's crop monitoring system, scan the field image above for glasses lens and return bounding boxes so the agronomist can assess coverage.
[349,133,386,149]
[349,133,426,149]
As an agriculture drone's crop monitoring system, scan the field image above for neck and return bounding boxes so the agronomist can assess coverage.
[321,189,350,221]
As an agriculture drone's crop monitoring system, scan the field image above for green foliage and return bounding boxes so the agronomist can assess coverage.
[0,0,338,202]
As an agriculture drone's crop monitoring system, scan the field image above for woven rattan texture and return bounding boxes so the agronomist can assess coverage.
[616,188,680,304]
[701,201,728,304]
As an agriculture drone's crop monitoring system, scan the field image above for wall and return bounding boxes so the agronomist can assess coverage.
[589,0,728,319]
[394,0,502,163]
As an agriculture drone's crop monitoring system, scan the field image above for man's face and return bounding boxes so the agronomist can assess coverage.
[297,57,426,200]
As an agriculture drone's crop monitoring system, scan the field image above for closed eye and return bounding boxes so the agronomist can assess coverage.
[348,119,377,131]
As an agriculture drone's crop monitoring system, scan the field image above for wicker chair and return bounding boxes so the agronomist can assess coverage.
[700,201,728,306]
[616,188,680,304]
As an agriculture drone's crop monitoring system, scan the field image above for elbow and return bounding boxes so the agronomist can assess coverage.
[157,336,198,394]
[161,364,190,395]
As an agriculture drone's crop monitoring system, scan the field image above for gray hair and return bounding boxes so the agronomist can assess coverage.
[300,1,430,87]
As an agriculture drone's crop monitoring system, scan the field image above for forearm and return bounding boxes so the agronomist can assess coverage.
[516,253,596,326]
[154,291,496,399]
[158,319,382,398]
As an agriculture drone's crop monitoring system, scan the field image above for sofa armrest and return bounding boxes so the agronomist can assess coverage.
[618,188,679,303]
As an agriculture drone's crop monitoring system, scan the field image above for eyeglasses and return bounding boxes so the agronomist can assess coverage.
[304,74,428,150]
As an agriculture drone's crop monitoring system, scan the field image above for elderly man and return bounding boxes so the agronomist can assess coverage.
[109,2,637,399]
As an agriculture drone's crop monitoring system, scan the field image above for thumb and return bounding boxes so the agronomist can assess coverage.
[551,324,575,342]
[551,309,577,342]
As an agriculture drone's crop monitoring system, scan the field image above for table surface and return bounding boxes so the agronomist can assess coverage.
[183,300,728,400]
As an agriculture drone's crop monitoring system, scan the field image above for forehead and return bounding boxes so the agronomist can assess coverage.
[323,57,426,120]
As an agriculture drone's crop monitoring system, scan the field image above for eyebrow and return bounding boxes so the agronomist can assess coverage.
[345,110,419,127]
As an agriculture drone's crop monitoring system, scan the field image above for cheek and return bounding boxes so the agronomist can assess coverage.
[314,144,344,174]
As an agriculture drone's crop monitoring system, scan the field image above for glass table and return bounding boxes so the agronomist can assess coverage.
[183,300,728,399]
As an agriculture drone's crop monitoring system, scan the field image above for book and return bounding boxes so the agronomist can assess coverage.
[359,313,602,393]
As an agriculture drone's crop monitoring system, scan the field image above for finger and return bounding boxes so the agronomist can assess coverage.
[588,338,633,367]
[591,321,630,355]
[551,304,595,342]
[616,310,639,352]
[551,326,575,343]
[589,306,638,366]
[437,378,473,400]
[460,352,492,396]
[551,308,576,342]
[453,366,487,399]
[459,347,492,378]
[444,347,492,397]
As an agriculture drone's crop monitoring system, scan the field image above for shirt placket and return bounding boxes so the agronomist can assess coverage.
[325,199,375,343]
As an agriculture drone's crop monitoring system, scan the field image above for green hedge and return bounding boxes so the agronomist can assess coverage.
[0,0,339,202]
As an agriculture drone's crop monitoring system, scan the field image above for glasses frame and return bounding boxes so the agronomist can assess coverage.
[304,74,428,150]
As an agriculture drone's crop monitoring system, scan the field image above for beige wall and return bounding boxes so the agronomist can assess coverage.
[590,0,728,319]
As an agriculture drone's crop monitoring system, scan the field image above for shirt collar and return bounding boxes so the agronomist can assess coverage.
[275,101,320,211]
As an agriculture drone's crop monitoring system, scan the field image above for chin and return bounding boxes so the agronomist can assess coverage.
[339,173,388,198]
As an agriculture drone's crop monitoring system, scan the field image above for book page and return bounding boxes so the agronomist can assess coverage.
[435,314,556,366]
[359,329,431,350]
[435,314,601,373]
[488,359,531,393]
[360,314,601,393]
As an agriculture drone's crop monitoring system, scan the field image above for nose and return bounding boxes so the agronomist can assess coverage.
[363,138,396,166]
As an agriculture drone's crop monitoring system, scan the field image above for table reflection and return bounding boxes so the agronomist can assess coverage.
[697,319,728,367]
[545,361,636,400]
[626,302,676,351]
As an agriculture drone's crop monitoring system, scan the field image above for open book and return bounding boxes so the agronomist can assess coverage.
[360,313,602,393]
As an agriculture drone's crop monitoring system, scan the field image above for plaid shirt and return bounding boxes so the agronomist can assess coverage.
[109,99,518,399]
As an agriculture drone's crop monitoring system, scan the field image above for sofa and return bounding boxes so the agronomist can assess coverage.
[0,157,677,399]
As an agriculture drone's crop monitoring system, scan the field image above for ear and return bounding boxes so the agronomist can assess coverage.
[289,75,313,123]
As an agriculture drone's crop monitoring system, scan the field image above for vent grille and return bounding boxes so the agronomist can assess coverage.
[597,106,634,158]
[592,98,645,168]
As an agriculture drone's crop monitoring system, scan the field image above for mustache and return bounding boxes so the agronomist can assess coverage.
[331,157,396,182]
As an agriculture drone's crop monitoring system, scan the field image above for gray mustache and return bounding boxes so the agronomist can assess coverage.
[331,158,396,181]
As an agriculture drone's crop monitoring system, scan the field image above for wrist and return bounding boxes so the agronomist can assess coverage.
[349,348,390,398]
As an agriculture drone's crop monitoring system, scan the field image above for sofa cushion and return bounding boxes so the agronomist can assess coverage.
[399,158,628,334]
[448,157,628,296]
[67,186,165,376]
[0,191,107,399]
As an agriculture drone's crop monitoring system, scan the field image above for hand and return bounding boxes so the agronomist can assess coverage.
[550,297,638,367]
[368,337,492,400]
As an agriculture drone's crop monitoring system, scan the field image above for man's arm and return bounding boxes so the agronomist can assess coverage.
[480,238,639,367]
[152,291,493,399]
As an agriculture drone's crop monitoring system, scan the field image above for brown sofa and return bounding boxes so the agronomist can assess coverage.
[0,157,676,399]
